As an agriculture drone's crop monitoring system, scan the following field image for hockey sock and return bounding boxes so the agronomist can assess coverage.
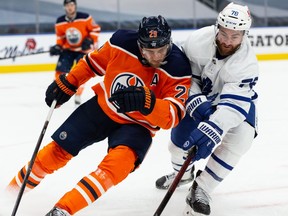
[54,71,64,79]
[55,145,137,215]
[75,84,84,96]
[6,141,73,194]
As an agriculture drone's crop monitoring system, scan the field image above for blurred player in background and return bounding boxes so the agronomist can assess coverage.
[49,0,101,105]
[7,15,192,215]
[155,3,259,215]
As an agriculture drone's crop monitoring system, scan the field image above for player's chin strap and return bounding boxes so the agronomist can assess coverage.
[11,100,57,216]
[153,146,197,216]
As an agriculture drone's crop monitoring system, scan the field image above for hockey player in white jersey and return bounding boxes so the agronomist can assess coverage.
[155,2,259,215]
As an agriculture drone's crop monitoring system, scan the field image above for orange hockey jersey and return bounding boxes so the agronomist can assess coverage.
[55,12,101,52]
[66,29,192,136]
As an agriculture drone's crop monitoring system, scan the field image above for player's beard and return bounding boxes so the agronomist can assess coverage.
[216,39,241,57]
[148,59,166,68]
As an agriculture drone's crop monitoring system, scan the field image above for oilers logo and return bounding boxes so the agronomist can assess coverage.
[65,27,82,45]
[110,73,144,95]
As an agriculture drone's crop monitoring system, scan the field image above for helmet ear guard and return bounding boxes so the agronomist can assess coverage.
[137,15,172,49]
[216,2,252,33]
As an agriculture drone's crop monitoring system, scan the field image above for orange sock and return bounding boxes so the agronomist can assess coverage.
[75,84,84,96]
[6,141,73,194]
[55,145,137,215]
[55,71,64,79]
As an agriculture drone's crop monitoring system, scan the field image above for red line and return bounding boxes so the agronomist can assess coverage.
[243,202,288,209]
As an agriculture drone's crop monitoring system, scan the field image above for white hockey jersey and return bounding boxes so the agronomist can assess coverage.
[183,25,259,135]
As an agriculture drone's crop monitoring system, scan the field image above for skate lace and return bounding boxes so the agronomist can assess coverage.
[167,172,176,180]
[194,186,211,205]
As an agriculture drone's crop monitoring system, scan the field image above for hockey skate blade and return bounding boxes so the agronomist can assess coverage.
[183,204,205,216]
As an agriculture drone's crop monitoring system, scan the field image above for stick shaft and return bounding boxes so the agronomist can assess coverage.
[11,100,57,216]
[153,146,196,216]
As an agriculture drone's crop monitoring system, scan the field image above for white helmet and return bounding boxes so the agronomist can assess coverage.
[217,2,252,31]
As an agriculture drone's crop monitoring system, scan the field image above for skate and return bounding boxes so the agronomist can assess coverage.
[184,172,211,216]
[155,165,194,189]
[74,95,81,105]
[46,207,71,216]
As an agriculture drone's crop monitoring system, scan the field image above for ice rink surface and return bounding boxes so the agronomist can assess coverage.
[0,60,288,216]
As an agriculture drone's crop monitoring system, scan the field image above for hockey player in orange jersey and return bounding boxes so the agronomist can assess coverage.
[7,15,192,215]
[49,0,101,105]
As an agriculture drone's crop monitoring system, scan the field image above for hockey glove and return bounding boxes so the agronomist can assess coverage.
[49,45,63,56]
[45,74,77,107]
[183,120,223,160]
[186,94,214,121]
[81,37,93,51]
[109,86,156,115]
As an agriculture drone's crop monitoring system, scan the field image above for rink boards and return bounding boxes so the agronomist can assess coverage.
[0,26,287,73]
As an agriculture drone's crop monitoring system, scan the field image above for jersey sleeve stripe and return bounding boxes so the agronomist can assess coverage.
[218,102,248,117]
[192,74,201,80]
[165,98,185,122]
[220,94,251,102]
[85,54,104,76]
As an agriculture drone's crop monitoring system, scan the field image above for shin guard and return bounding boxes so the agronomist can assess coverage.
[55,145,137,215]
[6,141,73,194]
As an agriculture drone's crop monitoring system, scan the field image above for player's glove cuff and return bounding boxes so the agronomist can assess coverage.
[56,74,77,96]
[45,74,77,107]
[185,94,214,121]
[141,86,156,115]
[108,86,155,115]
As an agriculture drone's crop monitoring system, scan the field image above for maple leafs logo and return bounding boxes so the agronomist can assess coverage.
[201,77,218,102]
[201,77,213,95]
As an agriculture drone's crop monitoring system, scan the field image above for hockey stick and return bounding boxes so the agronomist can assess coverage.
[0,50,49,60]
[11,100,57,216]
[153,146,197,216]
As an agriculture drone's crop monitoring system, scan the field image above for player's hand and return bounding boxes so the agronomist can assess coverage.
[186,94,214,121]
[49,44,63,56]
[109,86,156,115]
[81,37,94,51]
[45,74,77,107]
[182,121,223,160]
